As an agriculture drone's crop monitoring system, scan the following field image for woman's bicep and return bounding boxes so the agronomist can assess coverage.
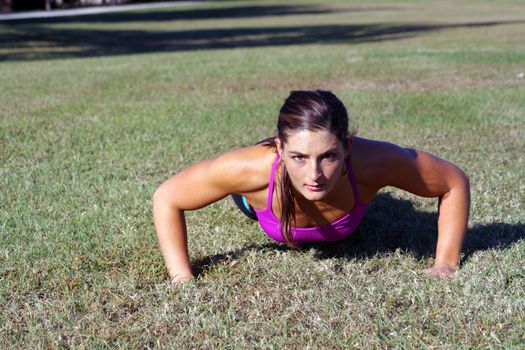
[153,157,237,211]
[381,146,467,198]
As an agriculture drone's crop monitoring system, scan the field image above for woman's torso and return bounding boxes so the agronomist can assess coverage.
[240,137,377,229]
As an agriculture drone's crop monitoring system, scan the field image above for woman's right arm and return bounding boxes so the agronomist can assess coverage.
[152,197,193,283]
[152,148,264,283]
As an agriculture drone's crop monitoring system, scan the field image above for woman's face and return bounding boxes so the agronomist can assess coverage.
[277,129,349,201]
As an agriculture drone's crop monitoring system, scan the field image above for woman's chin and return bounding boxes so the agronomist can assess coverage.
[299,188,328,201]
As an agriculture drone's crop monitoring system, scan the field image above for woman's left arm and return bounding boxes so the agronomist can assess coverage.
[368,142,470,277]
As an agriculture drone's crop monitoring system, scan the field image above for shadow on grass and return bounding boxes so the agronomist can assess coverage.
[4,5,396,24]
[192,193,525,277]
[19,4,393,24]
[1,2,524,62]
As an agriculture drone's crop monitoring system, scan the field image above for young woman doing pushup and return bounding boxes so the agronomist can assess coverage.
[152,90,470,283]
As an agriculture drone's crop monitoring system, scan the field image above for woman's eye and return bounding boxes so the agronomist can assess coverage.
[324,153,336,160]
[292,156,304,161]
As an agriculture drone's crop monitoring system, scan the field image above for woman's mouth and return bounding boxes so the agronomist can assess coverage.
[305,184,325,192]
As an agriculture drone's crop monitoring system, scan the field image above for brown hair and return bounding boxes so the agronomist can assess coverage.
[268,90,356,249]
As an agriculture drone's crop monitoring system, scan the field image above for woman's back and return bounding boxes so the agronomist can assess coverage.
[153,90,470,282]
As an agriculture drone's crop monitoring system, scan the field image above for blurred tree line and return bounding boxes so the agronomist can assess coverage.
[1,0,169,13]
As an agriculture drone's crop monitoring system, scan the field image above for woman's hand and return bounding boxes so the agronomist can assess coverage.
[171,273,195,284]
[423,262,457,279]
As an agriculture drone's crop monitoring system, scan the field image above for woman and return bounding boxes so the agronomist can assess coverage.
[152,90,470,283]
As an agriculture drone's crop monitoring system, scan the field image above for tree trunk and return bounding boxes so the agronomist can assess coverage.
[0,0,14,13]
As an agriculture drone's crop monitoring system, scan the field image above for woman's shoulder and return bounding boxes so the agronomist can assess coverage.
[217,141,277,171]
[210,141,278,193]
[351,136,416,188]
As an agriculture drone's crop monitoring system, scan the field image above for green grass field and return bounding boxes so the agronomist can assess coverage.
[1,0,524,348]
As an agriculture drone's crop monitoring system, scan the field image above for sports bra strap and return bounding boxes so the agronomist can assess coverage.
[267,154,280,209]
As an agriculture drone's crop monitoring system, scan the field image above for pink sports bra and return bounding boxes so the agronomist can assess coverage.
[254,155,368,243]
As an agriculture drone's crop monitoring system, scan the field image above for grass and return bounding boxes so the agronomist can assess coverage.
[1,0,524,348]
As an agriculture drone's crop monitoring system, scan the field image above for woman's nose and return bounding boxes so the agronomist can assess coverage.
[308,160,322,180]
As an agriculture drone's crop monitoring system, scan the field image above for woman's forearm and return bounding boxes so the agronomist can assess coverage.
[435,174,470,268]
[152,190,194,281]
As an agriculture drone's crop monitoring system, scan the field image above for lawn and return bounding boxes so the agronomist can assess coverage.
[1,0,524,348]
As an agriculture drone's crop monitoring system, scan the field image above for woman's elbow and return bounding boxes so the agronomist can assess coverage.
[457,168,470,192]
[152,183,174,208]
[451,167,470,203]
[442,166,470,201]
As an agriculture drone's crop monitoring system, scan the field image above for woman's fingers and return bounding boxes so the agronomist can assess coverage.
[422,264,457,279]
[170,274,195,284]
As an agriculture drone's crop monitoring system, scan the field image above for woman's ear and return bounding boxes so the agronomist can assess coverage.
[344,135,353,158]
[275,137,283,157]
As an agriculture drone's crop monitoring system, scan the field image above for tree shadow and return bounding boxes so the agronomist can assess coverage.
[192,193,525,277]
[16,4,394,24]
[1,3,524,62]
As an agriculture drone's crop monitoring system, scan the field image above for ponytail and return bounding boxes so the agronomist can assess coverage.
[279,163,301,250]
